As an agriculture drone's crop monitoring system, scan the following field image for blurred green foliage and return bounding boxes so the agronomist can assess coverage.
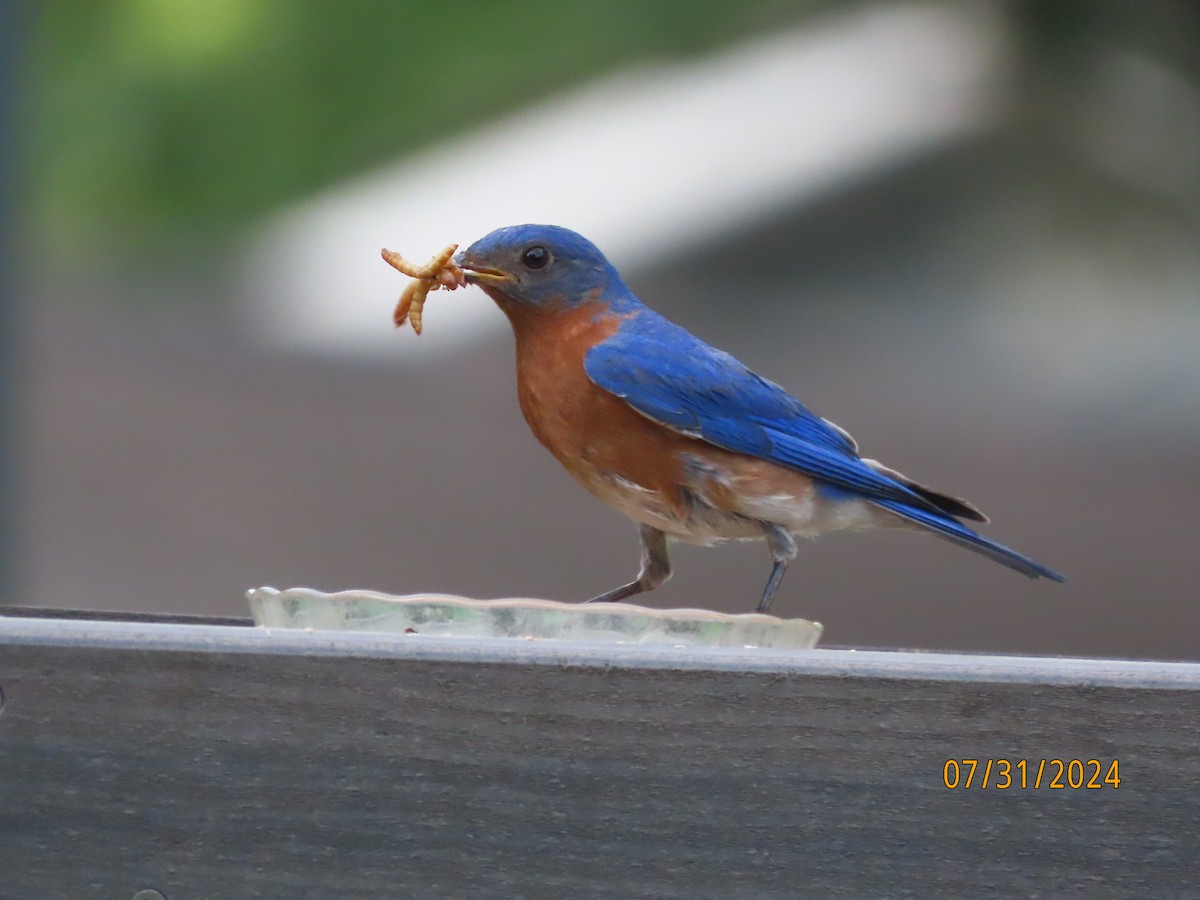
[25,0,821,260]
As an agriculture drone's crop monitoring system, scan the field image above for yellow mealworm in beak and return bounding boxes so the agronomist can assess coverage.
[381,243,464,335]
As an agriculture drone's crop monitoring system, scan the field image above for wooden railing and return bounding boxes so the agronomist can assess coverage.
[2,609,1197,897]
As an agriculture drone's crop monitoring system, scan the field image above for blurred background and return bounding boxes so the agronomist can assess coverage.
[4,0,1198,659]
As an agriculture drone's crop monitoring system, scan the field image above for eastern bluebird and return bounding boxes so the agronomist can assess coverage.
[454,224,1064,613]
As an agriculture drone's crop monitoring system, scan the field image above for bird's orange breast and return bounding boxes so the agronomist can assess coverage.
[494,296,702,518]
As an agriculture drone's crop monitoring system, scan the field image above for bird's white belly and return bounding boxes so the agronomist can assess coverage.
[588,454,880,546]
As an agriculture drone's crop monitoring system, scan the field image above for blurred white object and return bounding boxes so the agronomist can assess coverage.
[240,2,1007,359]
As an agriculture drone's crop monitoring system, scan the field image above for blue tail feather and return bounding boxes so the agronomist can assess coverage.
[871,498,1065,582]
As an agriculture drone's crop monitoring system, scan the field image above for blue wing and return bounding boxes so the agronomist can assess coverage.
[583,309,940,512]
[583,309,1064,582]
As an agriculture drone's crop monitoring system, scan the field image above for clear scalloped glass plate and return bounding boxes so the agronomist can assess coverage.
[248,587,822,650]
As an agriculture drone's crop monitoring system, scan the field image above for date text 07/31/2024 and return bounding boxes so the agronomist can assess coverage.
[943,759,1121,790]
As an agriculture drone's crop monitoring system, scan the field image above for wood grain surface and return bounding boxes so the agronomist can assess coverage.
[2,617,1198,898]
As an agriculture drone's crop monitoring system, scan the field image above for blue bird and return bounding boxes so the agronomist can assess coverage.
[454,224,1064,613]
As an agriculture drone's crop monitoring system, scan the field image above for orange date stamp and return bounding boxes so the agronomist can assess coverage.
[942,758,1120,790]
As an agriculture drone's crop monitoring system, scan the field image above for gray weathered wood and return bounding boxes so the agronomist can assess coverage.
[2,615,1198,898]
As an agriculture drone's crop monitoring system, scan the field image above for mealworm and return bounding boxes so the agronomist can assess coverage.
[381,243,464,335]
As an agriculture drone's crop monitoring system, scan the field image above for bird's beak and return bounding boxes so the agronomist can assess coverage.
[459,264,516,286]
[455,254,516,286]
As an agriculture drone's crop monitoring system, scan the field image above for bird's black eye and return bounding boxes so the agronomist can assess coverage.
[521,245,549,270]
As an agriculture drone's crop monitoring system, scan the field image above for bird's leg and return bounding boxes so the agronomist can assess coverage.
[757,523,798,614]
[585,524,671,604]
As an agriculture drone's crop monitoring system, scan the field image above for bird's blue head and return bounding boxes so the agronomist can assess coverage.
[455,224,632,310]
